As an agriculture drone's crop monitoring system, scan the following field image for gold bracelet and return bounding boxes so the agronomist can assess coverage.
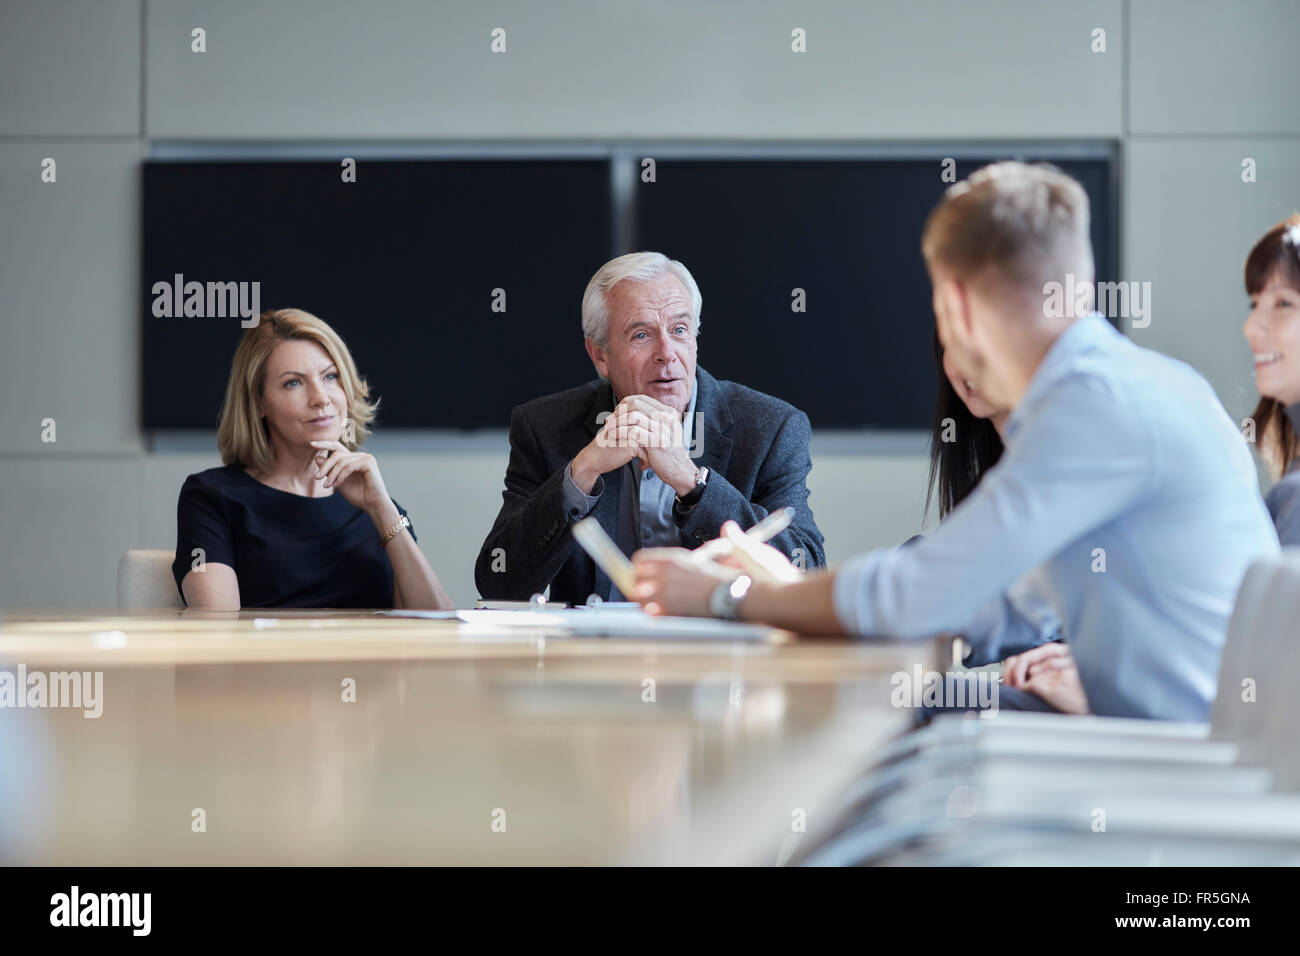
[379,514,411,547]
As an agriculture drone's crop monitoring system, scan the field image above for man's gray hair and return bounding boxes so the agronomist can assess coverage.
[581,251,703,347]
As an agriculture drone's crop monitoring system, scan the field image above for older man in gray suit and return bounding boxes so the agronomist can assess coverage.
[475,251,825,605]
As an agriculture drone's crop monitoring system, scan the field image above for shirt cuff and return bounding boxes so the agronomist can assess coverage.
[832,550,882,636]
[562,461,603,519]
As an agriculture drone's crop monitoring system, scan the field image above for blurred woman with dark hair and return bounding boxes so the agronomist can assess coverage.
[1242,214,1300,544]
[925,331,1005,522]
[924,332,1060,670]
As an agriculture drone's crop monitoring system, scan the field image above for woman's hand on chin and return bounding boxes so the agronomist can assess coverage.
[310,440,390,516]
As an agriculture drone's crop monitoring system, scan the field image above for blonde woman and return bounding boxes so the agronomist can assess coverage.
[172,309,452,610]
[1242,214,1300,544]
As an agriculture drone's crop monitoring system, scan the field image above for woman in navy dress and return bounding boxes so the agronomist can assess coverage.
[173,308,452,610]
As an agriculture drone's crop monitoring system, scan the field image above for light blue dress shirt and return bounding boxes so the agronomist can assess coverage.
[899,535,1061,666]
[960,568,1062,667]
[562,379,699,600]
[833,315,1280,720]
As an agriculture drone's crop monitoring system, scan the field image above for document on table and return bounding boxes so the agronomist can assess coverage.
[381,607,783,642]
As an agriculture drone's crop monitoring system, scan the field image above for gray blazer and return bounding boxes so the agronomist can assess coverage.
[1265,403,1300,546]
[475,367,825,605]
[1266,469,1300,546]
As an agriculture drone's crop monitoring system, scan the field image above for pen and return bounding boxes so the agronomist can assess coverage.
[694,506,795,560]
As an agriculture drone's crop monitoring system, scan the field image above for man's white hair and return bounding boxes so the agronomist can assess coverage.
[581,251,702,347]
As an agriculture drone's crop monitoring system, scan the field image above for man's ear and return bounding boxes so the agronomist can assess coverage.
[934,278,971,348]
[584,338,610,379]
[950,279,975,341]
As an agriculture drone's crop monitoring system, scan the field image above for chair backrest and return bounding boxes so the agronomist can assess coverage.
[117,550,182,609]
[1210,547,1300,789]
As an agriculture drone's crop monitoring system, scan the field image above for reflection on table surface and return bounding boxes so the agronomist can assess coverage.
[0,610,939,865]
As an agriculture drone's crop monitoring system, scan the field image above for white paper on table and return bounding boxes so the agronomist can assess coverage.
[382,607,778,641]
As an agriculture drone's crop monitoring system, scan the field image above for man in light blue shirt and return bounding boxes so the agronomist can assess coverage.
[631,162,1279,721]
[831,311,1277,719]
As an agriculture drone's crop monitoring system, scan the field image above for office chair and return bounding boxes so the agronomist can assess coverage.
[116,550,182,609]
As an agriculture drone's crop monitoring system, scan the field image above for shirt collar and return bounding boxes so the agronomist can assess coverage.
[682,376,699,448]
[1004,313,1117,442]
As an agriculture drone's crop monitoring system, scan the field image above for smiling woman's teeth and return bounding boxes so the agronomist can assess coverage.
[1255,352,1283,366]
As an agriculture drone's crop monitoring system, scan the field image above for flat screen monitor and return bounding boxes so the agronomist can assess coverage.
[142,159,614,429]
[633,155,1115,428]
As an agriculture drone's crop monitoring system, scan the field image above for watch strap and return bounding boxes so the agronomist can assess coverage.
[675,466,709,509]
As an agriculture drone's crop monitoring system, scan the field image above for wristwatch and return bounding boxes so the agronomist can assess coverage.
[674,465,709,511]
[709,573,753,620]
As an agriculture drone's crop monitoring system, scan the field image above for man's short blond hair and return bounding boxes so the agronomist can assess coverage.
[921,161,1094,303]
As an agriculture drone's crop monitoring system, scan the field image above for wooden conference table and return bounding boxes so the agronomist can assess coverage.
[0,608,944,866]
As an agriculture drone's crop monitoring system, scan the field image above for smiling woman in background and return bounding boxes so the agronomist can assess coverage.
[1243,214,1300,545]
[172,308,452,610]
